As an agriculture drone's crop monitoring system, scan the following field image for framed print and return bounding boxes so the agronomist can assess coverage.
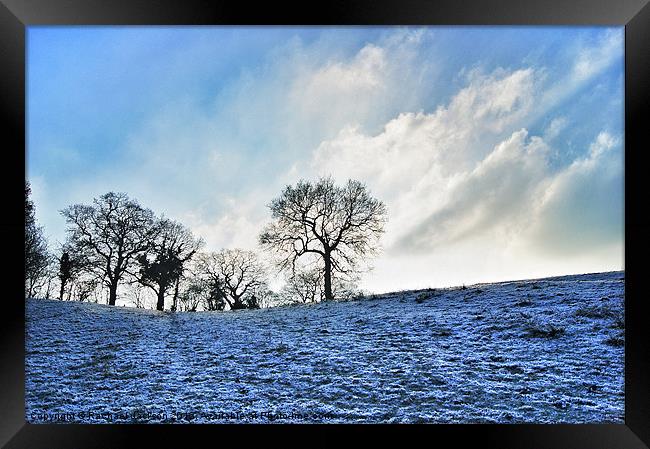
[2,0,649,447]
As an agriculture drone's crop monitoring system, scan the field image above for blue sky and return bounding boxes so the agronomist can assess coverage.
[27,26,624,292]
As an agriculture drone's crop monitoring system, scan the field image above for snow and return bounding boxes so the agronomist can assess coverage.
[25,271,624,423]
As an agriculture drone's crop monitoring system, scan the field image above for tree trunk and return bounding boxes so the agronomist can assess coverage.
[108,281,118,306]
[171,278,180,312]
[231,295,246,310]
[45,278,52,299]
[156,289,165,311]
[323,252,333,301]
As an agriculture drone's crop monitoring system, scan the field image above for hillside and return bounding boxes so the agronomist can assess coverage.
[26,271,624,423]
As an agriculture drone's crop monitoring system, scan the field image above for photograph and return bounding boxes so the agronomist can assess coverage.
[25,25,625,424]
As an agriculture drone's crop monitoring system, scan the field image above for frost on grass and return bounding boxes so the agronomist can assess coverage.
[25,271,624,424]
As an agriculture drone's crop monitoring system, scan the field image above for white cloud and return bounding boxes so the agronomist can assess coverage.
[357,129,622,293]
[282,30,440,145]
[309,67,537,184]
[297,61,622,291]
[543,116,568,140]
[539,29,623,114]
[396,129,551,253]
[524,131,623,256]
[297,43,386,94]
[573,30,623,81]
[303,68,540,251]
[179,191,271,252]
[138,31,622,292]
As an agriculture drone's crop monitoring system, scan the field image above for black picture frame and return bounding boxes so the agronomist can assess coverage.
[2,0,648,447]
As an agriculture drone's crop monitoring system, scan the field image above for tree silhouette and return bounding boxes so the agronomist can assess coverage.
[61,192,157,306]
[283,267,323,303]
[177,280,205,312]
[58,251,74,300]
[260,177,387,301]
[25,182,50,298]
[196,249,266,310]
[137,218,202,311]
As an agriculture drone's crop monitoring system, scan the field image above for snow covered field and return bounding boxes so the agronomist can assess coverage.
[26,271,624,423]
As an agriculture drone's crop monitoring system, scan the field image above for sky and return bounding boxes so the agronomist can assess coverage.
[27,26,624,293]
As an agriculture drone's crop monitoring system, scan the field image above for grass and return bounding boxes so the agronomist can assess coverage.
[523,322,566,339]
[604,336,624,347]
[275,342,290,353]
[575,306,624,331]
[575,305,618,319]
[431,327,453,337]
[415,291,435,303]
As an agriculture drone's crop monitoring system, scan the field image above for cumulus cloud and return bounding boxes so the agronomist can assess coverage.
[296,55,622,290]
[112,29,439,252]
[525,131,623,256]
[354,128,622,292]
[308,67,538,189]
[293,43,386,103]
[142,29,622,290]
[395,129,551,253]
[303,68,541,250]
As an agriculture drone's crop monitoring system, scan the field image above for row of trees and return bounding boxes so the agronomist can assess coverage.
[25,177,387,311]
[25,183,51,298]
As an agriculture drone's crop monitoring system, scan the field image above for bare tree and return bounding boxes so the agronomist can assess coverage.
[61,192,157,306]
[260,177,387,301]
[128,282,148,309]
[177,278,204,312]
[74,276,101,302]
[57,243,90,301]
[57,251,73,300]
[25,182,50,298]
[41,254,59,300]
[251,288,280,309]
[136,218,203,311]
[198,278,227,311]
[283,267,323,304]
[186,257,228,311]
[196,249,267,310]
